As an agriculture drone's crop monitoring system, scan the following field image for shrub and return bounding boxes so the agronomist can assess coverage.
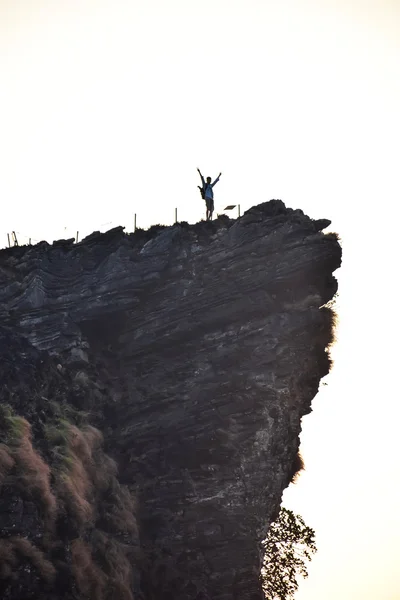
[105,484,138,536]
[0,536,56,583]
[92,453,118,491]
[53,424,95,527]
[0,407,138,599]
[0,444,14,487]
[5,417,57,524]
[57,459,93,527]
[290,451,305,484]
[71,538,107,600]
[51,422,137,538]
[319,305,337,349]
[1,408,29,443]
[91,531,134,600]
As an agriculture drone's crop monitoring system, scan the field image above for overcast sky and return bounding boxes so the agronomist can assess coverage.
[1,1,400,598]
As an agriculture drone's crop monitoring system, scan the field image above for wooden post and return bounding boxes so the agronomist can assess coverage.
[134,214,137,232]
[175,208,177,223]
[238,204,241,218]
[7,233,10,248]
[76,231,79,243]
[29,238,31,245]
[12,231,18,246]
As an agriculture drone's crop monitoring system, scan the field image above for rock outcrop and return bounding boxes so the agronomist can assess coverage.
[0,200,341,599]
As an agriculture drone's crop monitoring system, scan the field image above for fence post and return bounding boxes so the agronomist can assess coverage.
[7,233,10,248]
[12,231,18,246]
[29,238,31,245]
[238,204,241,218]
[134,214,137,232]
[175,208,177,224]
[76,231,79,243]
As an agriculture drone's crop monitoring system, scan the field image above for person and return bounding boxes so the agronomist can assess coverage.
[197,168,222,221]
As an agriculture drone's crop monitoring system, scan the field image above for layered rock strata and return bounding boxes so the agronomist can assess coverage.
[0,200,341,599]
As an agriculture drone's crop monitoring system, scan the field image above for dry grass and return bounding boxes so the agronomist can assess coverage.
[47,419,137,536]
[68,424,102,460]
[71,538,107,600]
[324,231,340,243]
[80,425,104,451]
[64,424,137,599]
[290,451,305,484]
[9,419,57,524]
[0,443,15,487]
[105,484,138,537]
[92,453,118,491]
[91,531,134,600]
[53,423,137,539]
[315,305,338,376]
[1,409,138,599]
[0,536,56,583]
[58,462,93,527]
[319,306,338,349]
[54,425,96,527]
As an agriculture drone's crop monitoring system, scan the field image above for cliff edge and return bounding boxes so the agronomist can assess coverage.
[0,200,341,599]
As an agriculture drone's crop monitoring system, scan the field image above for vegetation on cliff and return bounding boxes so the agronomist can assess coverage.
[0,394,138,600]
[262,507,317,600]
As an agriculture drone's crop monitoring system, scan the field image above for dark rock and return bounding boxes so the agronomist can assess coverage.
[0,200,341,599]
[53,238,75,248]
[313,218,332,232]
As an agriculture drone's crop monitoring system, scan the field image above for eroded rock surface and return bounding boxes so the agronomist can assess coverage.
[0,201,341,599]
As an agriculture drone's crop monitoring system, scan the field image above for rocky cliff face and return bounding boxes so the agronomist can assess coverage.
[0,200,341,600]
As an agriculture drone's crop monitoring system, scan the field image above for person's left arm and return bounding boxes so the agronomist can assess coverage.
[211,172,222,187]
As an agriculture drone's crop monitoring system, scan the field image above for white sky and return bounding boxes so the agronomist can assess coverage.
[1,1,400,598]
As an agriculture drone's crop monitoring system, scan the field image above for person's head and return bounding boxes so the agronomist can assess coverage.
[206,177,211,183]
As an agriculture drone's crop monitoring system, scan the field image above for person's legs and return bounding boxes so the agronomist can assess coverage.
[209,199,214,220]
[206,197,212,221]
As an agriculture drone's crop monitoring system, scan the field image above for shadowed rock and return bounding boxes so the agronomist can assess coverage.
[0,201,341,600]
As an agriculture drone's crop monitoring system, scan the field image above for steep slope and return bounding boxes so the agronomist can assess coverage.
[0,200,341,599]
[0,328,140,600]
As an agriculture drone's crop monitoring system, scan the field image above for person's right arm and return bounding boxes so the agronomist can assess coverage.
[197,167,205,186]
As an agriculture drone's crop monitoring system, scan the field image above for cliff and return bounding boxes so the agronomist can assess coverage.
[0,200,341,600]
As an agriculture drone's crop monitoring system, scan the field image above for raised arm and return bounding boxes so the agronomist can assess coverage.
[211,172,222,187]
[197,167,205,186]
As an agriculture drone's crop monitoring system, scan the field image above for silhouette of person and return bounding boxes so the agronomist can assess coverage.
[197,168,222,221]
